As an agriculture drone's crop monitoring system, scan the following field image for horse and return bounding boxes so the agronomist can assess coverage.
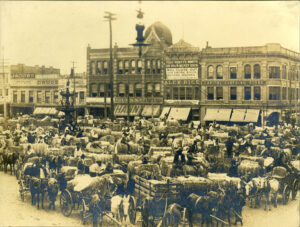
[110,195,131,224]
[47,177,59,210]
[245,177,264,208]
[262,177,279,211]
[2,151,19,175]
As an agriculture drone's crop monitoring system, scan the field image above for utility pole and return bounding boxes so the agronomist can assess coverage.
[104,11,116,121]
[1,57,9,121]
[71,61,77,123]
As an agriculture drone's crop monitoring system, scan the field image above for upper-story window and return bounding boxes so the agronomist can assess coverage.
[269,86,280,100]
[129,84,134,97]
[124,60,129,74]
[230,67,237,79]
[37,91,42,103]
[254,87,261,100]
[99,84,105,97]
[282,65,287,79]
[103,61,108,74]
[96,61,102,74]
[53,91,58,103]
[118,83,125,97]
[244,64,251,79]
[90,61,96,75]
[207,87,214,100]
[244,87,251,100]
[29,91,34,103]
[254,64,261,79]
[146,83,153,97]
[146,60,151,74]
[152,60,156,74]
[166,87,171,99]
[135,83,142,97]
[91,84,97,97]
[45,91,50,103]
[21,91,26,103]
[216,65,223,79]
[207,66,214,79]
[137,60,142,74]
[198,65,202,79]
[230,87,237,100]
[157,60,161,74]
[131,60,136,74]
[282,87,287,100]
[118,61,123,74]
[154,83,161,97]
[216,87,223,100]
[269,66,280,79]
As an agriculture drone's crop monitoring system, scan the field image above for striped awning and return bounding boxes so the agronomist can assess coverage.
[114,105,142,116]
[141,105,160,117]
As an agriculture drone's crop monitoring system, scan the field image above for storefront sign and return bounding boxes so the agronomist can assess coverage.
[164,100,199,105]
[165,79,199,85]
[37,80,58,85]
[201,80,266,86]
[114,97,163,104]
[166,60,198,80]
[11,73,35,79]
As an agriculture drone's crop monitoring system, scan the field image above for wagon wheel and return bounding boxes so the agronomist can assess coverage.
[292,179,298,200]
[79,199,88,225]
[60,189,73,217]
[163,212,172,227]
[283,185,290,205]
[128,196,137,225]
[19,180,25,202]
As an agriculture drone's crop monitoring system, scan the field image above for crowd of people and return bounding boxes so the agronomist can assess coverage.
[0,113,299,226]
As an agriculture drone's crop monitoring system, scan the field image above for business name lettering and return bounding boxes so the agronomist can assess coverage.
[11,73,35,79]
[37,80,58,85]
[201,80,266,86]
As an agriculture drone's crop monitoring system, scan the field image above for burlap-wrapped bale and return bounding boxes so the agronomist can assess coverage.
[239,155,264,166]
[62,146,75,156]
[238,160,260,177]
[207,172,241,188]
[32,143,48,156]
[172,176,215,192]
[135,163,162,180]
[160,156,174,176]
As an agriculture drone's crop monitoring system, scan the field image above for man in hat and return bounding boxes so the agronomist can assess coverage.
[173,140,185,165]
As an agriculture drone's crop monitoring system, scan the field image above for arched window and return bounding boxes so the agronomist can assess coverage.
[207,66,214,79]
[216,65,223,79]
[146,60,151,74]
[96,61,102,74]
[90,61,96,75]
[131,60,136,74]
[152,59,156,74]
[135,83,142,97]
[103,61,108,74]
[118,83,125,97]
[137,60,142,74]
[155,83,161,97]
[118,61,123,74]
[244,64,251,79]
[254,64,260,79]
[157,60,161,73]
[124,60,129,74]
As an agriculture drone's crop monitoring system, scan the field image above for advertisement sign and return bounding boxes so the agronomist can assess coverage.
[11,73,35,79]
[166,60,198,80]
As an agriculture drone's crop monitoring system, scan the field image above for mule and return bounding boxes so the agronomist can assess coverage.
[111,195,131,224]
[262,177,279,211]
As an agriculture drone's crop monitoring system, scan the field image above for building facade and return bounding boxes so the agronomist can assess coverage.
[87,21,300,124]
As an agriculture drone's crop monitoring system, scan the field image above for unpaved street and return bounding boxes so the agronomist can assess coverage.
[0,171,299,227]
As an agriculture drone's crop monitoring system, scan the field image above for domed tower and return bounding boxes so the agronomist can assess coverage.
[144,21,173,46]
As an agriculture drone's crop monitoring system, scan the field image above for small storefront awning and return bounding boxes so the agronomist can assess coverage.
[244,109,260,122]
[141,105,160,117]
[204,109,232,122]
[168,107,191,121]
[230,109,246,122]
[33,107,58,115]
[160,107,171,119]
[114,105,142,117]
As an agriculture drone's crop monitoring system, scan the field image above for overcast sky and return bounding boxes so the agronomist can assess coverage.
[0,1,299,74]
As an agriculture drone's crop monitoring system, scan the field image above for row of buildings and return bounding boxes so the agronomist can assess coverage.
[1,21,299,125]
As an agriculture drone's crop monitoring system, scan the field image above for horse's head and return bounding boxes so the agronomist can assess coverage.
[245,181,253,196]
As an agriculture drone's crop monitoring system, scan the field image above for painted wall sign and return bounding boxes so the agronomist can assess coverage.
[166,60,198,80]
[37,80,58,85]
[165,79,200,85]
[11,73,35,79]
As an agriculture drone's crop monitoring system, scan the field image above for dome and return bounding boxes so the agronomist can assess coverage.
[144,21,173,45]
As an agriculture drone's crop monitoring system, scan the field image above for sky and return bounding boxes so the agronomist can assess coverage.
[0,1,299,74]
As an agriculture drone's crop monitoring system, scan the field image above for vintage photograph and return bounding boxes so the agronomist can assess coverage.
[0,1,299,227]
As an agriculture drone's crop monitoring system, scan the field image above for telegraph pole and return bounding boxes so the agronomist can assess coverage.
[104,11,116,121]
[71,61,77,122]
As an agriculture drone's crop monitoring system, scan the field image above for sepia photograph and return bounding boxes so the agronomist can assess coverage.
[0,1,299,227]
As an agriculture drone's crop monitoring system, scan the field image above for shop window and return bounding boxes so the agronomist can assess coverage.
[186,87,192,100]
[37,91,42,103]
[244,87,251,100]
[254,64,261,79]
[118,83,125,97]
[135,83,142,97]
[103,61,108,74]
[180,87,185,100]
[216,87,223,100]
[244,65,251,79]
[282,65,287,79]
[269,86,280,100]
[207,66,214,79]
[13,91,18,103]
[230,87,237,100]
[21,91,25,103]
[269,66,280,79]
[216,65,223,79]
[173,87,179,100]
[137,60,142,74]
[254,86,261,100]
[207,87,214,100]
[230,67,237,79]
[29,91,34,103]
[282,87,287,100]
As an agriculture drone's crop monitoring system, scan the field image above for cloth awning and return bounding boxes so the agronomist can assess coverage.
[204,109,232,122]
[244,109,260,122]
[168,107,191,121]
[230,109,246,122]
[160,107,171,119]
[114,105,142,116]
[141,105,160,117]
[33,107,57,115]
